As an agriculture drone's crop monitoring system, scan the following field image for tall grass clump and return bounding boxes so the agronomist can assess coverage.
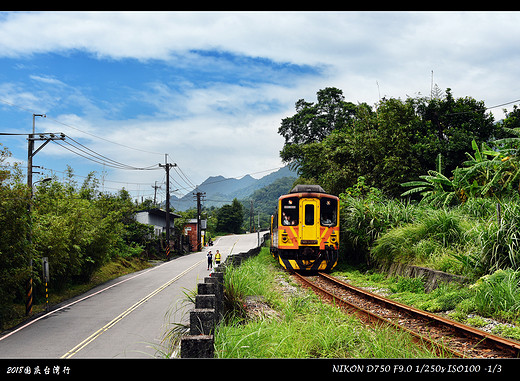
[448,198,520,277]
[339,180,425,264]
[371,209,469,272]
[222,249,277,323]
[472,269,520,321]
[215,248,443,358]
[361,195,520,278]
[474,201,520,272]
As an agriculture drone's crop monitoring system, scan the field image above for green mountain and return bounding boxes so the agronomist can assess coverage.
[168,166,297,211]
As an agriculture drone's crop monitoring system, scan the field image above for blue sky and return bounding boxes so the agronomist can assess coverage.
[1,11,520,204]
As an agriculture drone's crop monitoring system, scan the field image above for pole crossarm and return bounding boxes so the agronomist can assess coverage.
[28,133,66,158]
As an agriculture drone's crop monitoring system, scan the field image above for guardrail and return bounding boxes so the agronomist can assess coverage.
[179,232,269,358]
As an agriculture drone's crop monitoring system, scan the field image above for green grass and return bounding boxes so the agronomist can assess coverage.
[333,263,520,341]
[341,194,520,279]
[1,257,152,332]
[214,248,446,358]
[471,269,520,321]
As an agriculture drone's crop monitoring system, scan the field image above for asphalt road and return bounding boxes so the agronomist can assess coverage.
[0,232,262,359]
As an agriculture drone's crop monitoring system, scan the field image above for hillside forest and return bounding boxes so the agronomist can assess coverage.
[279,87,520,283]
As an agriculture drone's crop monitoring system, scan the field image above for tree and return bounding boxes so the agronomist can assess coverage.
[32,171,144,288]
[0,144,31,326]
[279,87,357,167]
[278,87,501,198]
[416,88,498,174]
[216,198,244,234]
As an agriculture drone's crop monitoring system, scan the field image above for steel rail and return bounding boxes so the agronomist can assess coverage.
[292,272,464,358]
[318,272,520,358]
[293,271,520,358]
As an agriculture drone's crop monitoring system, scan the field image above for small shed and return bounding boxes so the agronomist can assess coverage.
[135,208,181,237]
[184,218,207,251]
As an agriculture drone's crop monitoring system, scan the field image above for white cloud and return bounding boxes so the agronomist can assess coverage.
[3,11,520,199]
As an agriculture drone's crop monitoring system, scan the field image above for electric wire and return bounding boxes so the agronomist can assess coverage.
[0,98,164,156]
[46,132,161,171]
[60,135,160,171]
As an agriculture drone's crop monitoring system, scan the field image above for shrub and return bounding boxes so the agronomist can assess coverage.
[371,209,467,268]
[339,191,422,264]
[472,269,520,319]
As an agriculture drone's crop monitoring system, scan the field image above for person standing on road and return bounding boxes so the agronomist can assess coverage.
[215,250,221,266]
[207,250,213,270]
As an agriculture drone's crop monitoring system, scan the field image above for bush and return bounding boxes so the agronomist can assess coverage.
[472,269,520,320]
[371,209,467,268]
[339,188,422,264]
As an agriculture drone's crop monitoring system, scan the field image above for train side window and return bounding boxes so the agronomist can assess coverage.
[305,204,314,225]
[281,197,298,225]
[321,198,337,226]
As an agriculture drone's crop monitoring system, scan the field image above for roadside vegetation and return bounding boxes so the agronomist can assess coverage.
[0,143,272,331]
[0,152,167,330]
[276,86,520,335]
[214,248,444,358]
[213,248,520,359]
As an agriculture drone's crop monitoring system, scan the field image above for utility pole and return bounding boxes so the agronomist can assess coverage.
[151,181,161,207]
[27,114,46,194]
[159,155,176,260]
[26,114,66,315]
[249,200,254,233]
[193,190,206,251]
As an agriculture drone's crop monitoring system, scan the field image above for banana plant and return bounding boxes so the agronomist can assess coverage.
[456,140,502,198]
[460,138,520,198]
[403,135,520,205]
[401,154,460,207]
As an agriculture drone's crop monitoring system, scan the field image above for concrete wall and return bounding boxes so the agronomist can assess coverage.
[384,262,468,292]
[179,233,269,358]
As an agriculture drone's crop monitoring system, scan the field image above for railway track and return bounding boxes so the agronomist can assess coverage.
[292,272,520,358]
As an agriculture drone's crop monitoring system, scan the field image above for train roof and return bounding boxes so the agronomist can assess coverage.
[289,184,326,194]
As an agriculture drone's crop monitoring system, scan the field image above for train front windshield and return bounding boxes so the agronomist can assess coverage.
[320,198,337,226]
[281,197,298,226]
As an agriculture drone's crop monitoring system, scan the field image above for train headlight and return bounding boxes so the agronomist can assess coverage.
[281,231,289,243]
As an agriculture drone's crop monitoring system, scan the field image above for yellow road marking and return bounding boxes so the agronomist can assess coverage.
[61,258,206,358]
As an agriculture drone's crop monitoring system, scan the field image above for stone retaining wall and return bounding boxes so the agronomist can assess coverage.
[384,262,468,292]
[179,233,269,358]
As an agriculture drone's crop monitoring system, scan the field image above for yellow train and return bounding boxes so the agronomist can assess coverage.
[270,185,339,272]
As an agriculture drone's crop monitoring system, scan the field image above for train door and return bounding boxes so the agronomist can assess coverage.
[301,199,319,244]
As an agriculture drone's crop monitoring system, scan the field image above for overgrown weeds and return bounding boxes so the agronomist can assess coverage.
[471,269,520,321]
[214,248,444,358]
[341,186,520,279]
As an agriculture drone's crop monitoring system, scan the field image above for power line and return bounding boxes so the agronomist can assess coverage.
[174,165,197,189]
[440,98,520,117]
[486,99,520,110]
[167,154,197,189]
[37,165,161,188]
[0,99,202,200]
[49,133,161,171]
[0,97,164,156]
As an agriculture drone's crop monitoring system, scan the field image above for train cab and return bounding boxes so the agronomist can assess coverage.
[271,185,339,272]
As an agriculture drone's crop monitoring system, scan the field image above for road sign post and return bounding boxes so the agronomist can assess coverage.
[42,257,49,312]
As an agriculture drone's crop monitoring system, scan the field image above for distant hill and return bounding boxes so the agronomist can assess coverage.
[168,166,297,211]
